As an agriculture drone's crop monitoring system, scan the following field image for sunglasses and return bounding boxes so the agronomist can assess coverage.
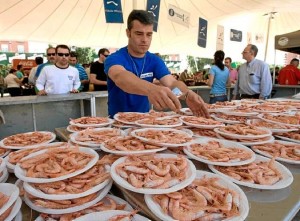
[103,54,109,57]
[57,53,70,57]
[47,53,56,56]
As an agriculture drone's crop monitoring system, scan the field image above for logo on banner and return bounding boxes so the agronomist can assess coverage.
[146,0,161,32]
[198,18,207,48]
[168,4,190,27]
[230,29,242,42]
[103,0,123,23]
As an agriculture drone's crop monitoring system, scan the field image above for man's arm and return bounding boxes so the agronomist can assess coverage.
[108,65,181,112]
[259,63,272,99]
[35,69,47,95]
[89,74,107,86]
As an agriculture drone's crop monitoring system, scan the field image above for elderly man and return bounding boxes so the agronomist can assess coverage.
[34,47,56,81]
[104,10,209,118]
[232,44,272,100]
[36,45,81,95]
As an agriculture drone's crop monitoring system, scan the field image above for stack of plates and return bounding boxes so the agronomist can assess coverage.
[0,158,8,183]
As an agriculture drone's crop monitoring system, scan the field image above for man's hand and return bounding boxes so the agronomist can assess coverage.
[37,90,47,96]
[70,89,79,93]
[148,85,181,112]
[185,90,210,118]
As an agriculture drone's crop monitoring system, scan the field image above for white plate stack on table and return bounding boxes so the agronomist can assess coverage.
[209,155,294,190]
[180,116,225,129]
[258,113,300,129]
[0,183,22,221]
[35,194,135,221]
[251,140,300,165]
[4,142,66,173]
[144,170,249,221]
[246,119,299,134]
[275,130,300,144]
[67,116,114,133]
[0,147,10,158]
[214,124,274,146]
[184,137,256,166]
[0,131,56,150]
[0,157,8,183]
[12,146,117,215]
[69,128,125,150]
[111,154,197,194]
[135,116,182,128]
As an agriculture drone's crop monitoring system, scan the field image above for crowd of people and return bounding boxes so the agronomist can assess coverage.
[1,9,299,116]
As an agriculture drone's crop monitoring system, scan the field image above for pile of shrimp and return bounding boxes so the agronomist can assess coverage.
[263,114,300,125]
[248,119,293,129]
[181,116,223,126]
[32,156,112,194]
[115,112,151,123]
[205,103,235,110]
[232,105,257,113]
[278,131,300,140]
[216,133,272,143]
[40,196,128,221]
[0,192,14,221]
[265,100,300,109]
[19,147,95,178]
[252,142,300,161]
[68,125,90,132]
[148,110,176,117]
[70,116,110,125]
[75,128,123,144]
[8,142,66,166]
[213,113,247,123]
[136,117,181,126]
[27,191,98,209]
[3,131,53,147]
[251,104,292,113]
[217,124,269,136]
[115,155,188,189]
[169,147,186,156]
[109,211,138,221]
[0,148,7,156]
[189,140,252,162]
[214,158,283,185]
[135,129,192,145]
[104,136,161,151]
[152,176,240,221]
[190,128,218,138]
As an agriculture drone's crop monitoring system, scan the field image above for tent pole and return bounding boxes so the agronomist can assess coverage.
[273,49,277,85]
[264,12,273,62]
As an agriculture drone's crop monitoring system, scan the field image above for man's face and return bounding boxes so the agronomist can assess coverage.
[100,51,110,62]
[47,48,56,64]
[224,59,231,68]
[242,45,253,61]
[69,57,77,66]
[56,48,70,67]
[126,20,153,56]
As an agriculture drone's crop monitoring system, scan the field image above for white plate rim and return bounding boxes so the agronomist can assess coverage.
[135,117,183,128]
[210,114,244,124]
[113,112,150,125]
[179,116,225,129]
[214,126,272,139]
[69,118,114,128]
[3,197,22,221]
[0,183,20,216]
[246,119,299,133]
[216,133,275,146]
[257,114,300,128]
[274,135,300,144]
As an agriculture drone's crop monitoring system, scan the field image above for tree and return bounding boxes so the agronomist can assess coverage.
[187,56,213,73]
[74,47,96,64]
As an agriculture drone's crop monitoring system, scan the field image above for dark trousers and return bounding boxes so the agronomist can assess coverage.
[240,94,260,99]
[209,95,228,104]
[7,87,21,97]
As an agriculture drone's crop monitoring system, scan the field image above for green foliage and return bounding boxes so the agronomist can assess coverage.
[187,56,213,73]
[74,47,96,64]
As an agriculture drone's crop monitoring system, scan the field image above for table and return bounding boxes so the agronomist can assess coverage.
[55,127,300,221]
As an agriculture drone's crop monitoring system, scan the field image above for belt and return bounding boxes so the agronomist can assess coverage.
[210,93,227,97]
[240,94,260,99]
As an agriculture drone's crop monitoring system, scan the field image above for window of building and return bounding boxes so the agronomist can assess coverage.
[17,45,24,53]
[1,44,8,52]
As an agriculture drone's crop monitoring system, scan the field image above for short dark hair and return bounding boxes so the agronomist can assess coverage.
[35,56,44,65]
[70,51,77,58]
[127,10,154,30]
[248,44,258,57]
[98,48,109,57]
[55,44,70,53]
[225,57,232,63]
[46,47,55,53]
[291,58,299,64]
[17,64,22,70]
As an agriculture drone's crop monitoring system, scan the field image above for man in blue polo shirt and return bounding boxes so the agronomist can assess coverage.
[104,10,209,118]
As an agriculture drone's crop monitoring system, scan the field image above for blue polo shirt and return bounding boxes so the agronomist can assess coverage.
[104,47,170,117]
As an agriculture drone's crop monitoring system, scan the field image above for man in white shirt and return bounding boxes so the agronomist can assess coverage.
[36,45,81,95]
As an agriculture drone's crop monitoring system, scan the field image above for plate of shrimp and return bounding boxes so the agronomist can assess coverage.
[100,136,167,155]
[113,112,151,125]
[209,155,294,189]
[0,131,56,149]
[180,116,225,129]
[110,154,196,194]
[135,116,182,128]
[145,170,249,221]
[246,119,298,133]
[69,116,114,128]
[184,137,255,166]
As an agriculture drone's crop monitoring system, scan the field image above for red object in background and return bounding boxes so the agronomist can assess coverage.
[12,59,36,70]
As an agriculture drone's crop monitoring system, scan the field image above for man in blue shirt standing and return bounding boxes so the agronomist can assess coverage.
[69,52,89,91]
[104,10,209,118]
[232,44,272,100]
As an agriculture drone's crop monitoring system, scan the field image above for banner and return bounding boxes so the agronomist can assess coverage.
[103,0,123,23]
[197,18,207,48]
[247,32,252,44]
[230,29,242,42]
[168,4,190,27]
[146,0,160,32]
[216,25,224,50]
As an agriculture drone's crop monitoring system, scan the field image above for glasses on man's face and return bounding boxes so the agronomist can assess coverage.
[103,54,109,57]
[47,53,56,56]
[242,51,250,54]
[57,53,70,57]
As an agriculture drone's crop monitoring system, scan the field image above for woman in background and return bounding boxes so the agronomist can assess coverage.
[207,50,230,104]
[4,69,23,97]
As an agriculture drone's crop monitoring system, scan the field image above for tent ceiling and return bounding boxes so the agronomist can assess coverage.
[1,0,300,59]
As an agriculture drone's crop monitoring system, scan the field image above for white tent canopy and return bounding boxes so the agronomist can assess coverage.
[1,0,300,63]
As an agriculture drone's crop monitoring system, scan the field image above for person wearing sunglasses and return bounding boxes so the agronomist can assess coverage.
[36,44,81,95]
[104,10,209,118]
[34,47,56,81]
[90,48,110,91]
